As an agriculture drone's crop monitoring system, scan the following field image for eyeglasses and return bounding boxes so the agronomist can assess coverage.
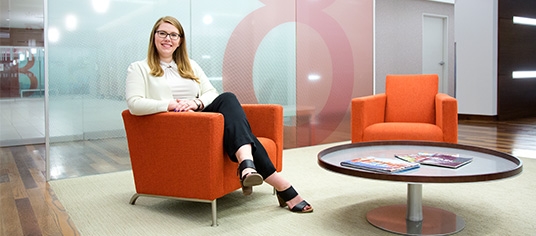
[155,30,182,40]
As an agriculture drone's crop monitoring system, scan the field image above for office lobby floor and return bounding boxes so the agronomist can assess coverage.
[0,98,45,146]
[1,114,535,235]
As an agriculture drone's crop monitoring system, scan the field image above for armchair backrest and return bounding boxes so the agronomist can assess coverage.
[385,74,438,124]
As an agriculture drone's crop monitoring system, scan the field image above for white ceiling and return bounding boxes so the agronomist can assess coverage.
[1,0,44,29]
[0,0,454,30]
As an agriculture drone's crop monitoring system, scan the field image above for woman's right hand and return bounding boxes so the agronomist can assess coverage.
[168,99,180,112]
[168,99,196,112]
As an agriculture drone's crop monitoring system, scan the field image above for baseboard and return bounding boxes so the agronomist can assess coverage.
[458,114,498,121]
[0,137,45,147]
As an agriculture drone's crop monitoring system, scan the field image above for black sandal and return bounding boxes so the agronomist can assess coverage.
[276,186,313,213]
[238,159,263,195]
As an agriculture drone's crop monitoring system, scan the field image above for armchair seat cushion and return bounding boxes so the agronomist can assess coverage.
[363,122,444,142]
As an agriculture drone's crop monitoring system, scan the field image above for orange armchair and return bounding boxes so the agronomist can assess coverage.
[351,74,458,143]
[121,104,283,226]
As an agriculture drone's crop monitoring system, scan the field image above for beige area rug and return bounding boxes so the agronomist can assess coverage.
[50,142,536,236]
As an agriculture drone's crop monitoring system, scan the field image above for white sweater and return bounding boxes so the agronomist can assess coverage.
[125,59,219,116]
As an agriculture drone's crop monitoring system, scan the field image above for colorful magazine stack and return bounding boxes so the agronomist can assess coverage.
[340,156,420,173]
[395,152,473,169]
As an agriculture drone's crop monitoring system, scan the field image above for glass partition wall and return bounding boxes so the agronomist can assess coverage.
[45,0,373,180]
[0,46,45,146]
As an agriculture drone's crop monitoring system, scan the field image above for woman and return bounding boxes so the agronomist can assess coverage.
[125,16,312,213]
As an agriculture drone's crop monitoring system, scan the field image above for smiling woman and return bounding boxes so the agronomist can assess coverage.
[125,15,314,214]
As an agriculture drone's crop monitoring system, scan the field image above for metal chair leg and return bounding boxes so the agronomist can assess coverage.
[211,200,218,226]
[129,193,219,226]
[129,193,140,205]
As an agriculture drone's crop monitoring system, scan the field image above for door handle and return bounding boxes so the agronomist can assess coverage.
[439,61,445,66]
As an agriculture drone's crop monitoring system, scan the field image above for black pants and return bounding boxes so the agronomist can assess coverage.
[203,92,276,179]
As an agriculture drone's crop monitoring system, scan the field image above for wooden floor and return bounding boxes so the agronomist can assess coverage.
[1,117,535,235]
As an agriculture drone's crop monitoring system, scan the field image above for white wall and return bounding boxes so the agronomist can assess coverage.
[455,0,498,115]
[375,0,455,94]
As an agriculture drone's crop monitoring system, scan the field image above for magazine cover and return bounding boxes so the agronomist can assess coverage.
[395,152,473,169]
[340,156,420,173]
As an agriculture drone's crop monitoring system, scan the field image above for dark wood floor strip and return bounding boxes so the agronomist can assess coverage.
[0,182,24,236]
[0,172,8,183]
[15,198,42,236]
[11,146,38,190]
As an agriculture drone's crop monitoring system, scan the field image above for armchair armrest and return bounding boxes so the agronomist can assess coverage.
[351,94,387,142]
[241,104,283,170]
[435,93,458,143]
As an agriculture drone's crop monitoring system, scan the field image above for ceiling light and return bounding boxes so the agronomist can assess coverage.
[48,27,60,43]
[512,71,536,79]
[513,16,536,26]
[203,15,213,25]
[65,14,78,31]
[308,74,321,81]
[93,0,110,13]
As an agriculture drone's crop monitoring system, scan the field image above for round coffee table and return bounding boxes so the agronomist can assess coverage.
[317,141,523,235]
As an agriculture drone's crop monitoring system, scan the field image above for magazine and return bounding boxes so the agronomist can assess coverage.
[395,152,473,169]
[340,156,420,173]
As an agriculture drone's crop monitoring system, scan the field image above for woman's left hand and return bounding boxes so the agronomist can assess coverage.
[174,99,197,112]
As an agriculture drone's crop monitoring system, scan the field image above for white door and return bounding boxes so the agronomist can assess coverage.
[422,15,448,93]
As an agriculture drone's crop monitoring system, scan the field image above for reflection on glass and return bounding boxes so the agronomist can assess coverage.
[0,46,45,146]
[308,74,321,81]
[48,27,60,43]
[92,0,110,13]
[65,14,78,31]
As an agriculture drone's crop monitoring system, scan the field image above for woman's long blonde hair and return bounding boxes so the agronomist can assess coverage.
[147,16,199,83]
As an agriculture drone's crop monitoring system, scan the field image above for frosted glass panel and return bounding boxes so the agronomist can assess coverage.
[47,0,190,142]
[191,1,296,105]
[47,0,191,179]
[45,0,373,179]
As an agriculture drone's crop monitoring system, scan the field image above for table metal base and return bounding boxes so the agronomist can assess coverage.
[366,184,465,235]
[366,204,465,235]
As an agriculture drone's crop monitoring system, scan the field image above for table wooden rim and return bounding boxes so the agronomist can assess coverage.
[317,140,523,183]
